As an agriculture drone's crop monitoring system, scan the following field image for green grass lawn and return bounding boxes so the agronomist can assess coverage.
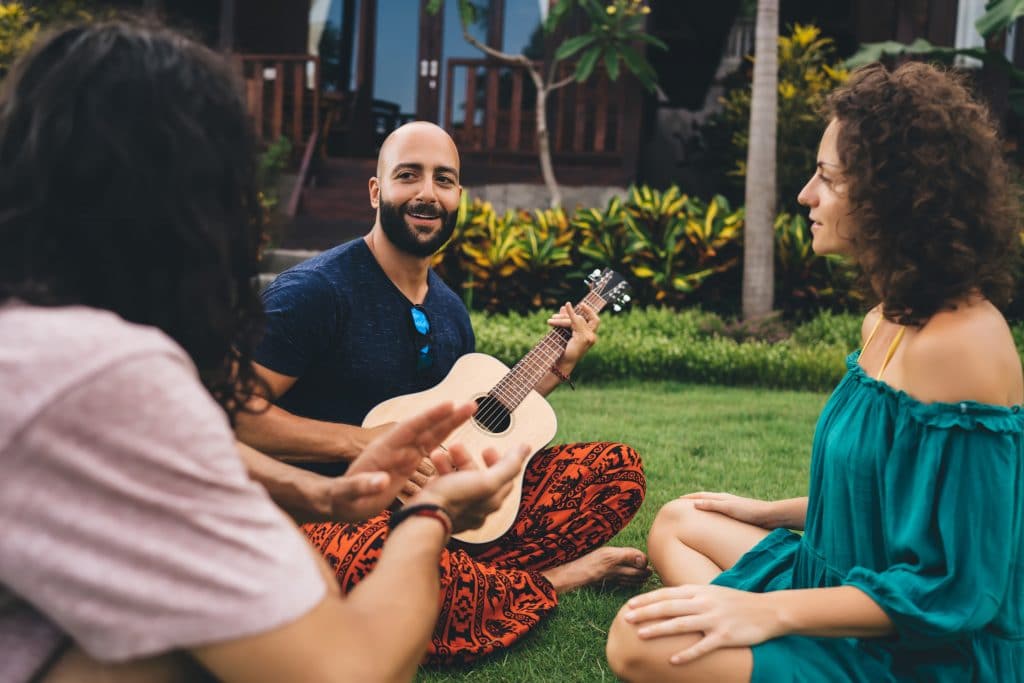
[418,380,830,682]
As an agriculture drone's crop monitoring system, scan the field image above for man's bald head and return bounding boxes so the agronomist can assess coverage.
[376,121,460,180]
[368,121,462,258]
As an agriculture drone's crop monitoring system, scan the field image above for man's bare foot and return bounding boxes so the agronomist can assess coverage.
[541,546,651,593]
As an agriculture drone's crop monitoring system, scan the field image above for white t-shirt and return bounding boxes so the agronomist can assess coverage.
[0,302,326,681]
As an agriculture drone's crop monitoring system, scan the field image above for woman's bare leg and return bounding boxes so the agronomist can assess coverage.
[648,499,771,586]
[606,603,753,683]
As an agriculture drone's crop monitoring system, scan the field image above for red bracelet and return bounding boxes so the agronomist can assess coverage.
[550,365,576,390]
[388,503,453,539]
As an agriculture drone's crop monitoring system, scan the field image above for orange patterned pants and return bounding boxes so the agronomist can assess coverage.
[302,441,645,664]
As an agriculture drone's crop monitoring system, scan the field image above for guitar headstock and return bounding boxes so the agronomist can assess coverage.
[585,268,632,312]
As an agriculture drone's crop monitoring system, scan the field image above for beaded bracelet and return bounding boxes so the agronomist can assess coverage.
[549,365,576,390]
[388,503,453,539]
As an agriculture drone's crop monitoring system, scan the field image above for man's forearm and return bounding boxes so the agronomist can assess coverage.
[235,401,368,462]
[534,357,575,398]
[236,442,332,523]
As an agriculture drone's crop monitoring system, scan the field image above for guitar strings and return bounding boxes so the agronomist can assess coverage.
[468,289,608,433]
[436,279,621,536]
[472,288,607,428]
[429,284,616,463]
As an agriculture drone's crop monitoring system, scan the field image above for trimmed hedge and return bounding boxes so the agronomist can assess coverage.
[473,307,1024,392]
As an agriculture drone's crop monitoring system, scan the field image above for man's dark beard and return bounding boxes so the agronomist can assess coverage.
[378,197,457,257]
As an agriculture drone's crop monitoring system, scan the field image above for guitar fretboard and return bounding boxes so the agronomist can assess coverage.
[488,290,606,409]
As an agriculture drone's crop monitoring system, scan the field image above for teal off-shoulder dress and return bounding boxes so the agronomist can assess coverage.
[712,350,1024,682]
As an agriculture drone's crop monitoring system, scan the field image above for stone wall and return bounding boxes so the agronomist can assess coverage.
[463,183,626,212]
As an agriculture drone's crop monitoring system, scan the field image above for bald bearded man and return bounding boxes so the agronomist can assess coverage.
[236,122,649,663]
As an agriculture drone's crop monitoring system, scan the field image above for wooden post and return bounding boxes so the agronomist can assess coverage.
[509,68,523,150]
[593,75,608,153]
[272,61,285,140]
[338,0,357,89]
[292,62,304,145]
[485,67,499,149]
[465,67,479,149]
[252,65,264,141]
[218,0,235,52]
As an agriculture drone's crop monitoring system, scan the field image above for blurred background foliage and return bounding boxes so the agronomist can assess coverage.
[432,184,862,320]
[685,24,848,217]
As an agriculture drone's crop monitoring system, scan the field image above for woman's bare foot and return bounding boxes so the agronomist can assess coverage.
[541,546,651,593]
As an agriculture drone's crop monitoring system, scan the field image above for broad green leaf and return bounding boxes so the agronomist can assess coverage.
[844,39,957,68]
[556,33,597,61]
[458,0,477,27]
[605,47,620,81]
[575,45,602,83]
[977,0,1024,38]
[619,44,657,91]
[544,0,573,33]
[633,32,668,51]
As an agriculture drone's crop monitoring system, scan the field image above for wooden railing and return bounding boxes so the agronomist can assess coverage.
[444,59,630,158]
[236,54,320,149]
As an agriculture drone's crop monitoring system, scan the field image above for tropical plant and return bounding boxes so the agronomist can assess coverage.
[615,186,744,307]
[434,196,576,313]
[426,0,665,208]
[693,24,848,216]
[773,213,860,318]
[573,194,632,270]
[0,1,103,77]
[846,0,1024,116]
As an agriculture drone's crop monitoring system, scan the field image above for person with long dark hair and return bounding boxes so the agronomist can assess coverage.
[606,62,1024,681]
[0,20,525,682]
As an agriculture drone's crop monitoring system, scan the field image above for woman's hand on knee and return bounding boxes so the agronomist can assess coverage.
[621,585,782,664]
[680,492,775,528]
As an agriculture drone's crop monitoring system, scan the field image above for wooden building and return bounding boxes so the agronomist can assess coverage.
[126,1,1019,246]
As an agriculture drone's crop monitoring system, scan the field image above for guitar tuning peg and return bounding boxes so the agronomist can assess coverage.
[623,295,631,303]
[612,304,622,312]
[590,268,602,278]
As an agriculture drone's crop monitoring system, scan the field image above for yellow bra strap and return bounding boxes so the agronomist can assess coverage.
[876,326,906,380]
[862,315,884,353]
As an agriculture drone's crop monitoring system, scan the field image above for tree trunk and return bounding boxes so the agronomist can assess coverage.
[741,0,778,319]
[534,84,562,208]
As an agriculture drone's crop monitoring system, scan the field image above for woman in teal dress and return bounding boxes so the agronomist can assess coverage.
[606,62,1024,682]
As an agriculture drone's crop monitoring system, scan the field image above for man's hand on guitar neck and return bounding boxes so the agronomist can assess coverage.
[535,302,601,397]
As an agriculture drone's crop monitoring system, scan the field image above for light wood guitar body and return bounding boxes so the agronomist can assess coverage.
[363,352,557,544]
[363,269,630,544]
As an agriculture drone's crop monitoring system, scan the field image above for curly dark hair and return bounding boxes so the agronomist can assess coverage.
[823,61,1021,326]
[0,20,267,421]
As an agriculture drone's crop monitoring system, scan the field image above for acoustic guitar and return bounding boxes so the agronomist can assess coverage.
[363,269,631,544]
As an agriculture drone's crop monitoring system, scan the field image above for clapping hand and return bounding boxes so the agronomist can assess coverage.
[410,442,530,534]
[338,401,476,520]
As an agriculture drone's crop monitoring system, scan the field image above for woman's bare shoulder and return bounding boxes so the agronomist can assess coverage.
[902,301,1023,406]
[860,305,883,347]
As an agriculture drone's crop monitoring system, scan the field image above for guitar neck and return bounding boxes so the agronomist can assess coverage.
[489,291,606,409]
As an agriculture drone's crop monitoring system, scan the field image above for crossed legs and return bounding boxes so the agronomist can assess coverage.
[606,498,771,682]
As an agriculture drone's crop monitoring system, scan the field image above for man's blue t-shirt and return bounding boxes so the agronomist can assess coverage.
[254,239,475,434]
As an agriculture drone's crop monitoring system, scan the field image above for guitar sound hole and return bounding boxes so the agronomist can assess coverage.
[473,395,512,434]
